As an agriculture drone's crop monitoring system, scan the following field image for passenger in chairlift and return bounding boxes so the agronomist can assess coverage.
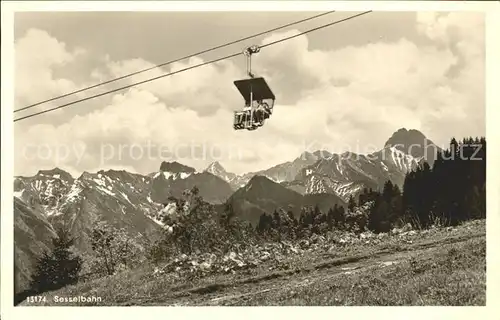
[261,101,271,119]
[253,101,269,125]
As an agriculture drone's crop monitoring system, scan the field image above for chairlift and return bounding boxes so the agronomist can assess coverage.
[233,45,276,131]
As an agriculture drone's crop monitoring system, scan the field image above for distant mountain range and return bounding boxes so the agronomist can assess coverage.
[204,128,439,202]
[13,128,440,294]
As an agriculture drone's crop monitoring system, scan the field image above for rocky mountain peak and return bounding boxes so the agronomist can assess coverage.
[159,161,196,174]
[205,161,226,174]
[384,128,440,163]
[36,167,74,182]
[298,150,332,161]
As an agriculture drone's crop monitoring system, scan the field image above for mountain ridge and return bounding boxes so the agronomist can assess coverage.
[227,175,346,225]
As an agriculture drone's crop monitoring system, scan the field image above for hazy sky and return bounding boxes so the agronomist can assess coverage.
[13,11,485,177]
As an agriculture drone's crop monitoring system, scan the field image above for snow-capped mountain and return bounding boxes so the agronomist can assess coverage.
[14,167,74,209]
[287,130,428,201]
[384,128,440,165]
[249,150,329,183]
[202,129,432,202]
[13,168,166,295]
[151,161,233,204]
[282,178,369,202]
[40,170,164,250]
[374,146,423,176]
[204,150,328,190]
[204,161,238,187]
[290,148,421,202]
[13,162,234,249]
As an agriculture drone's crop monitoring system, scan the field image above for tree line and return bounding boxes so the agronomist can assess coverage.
[256,136,486,235]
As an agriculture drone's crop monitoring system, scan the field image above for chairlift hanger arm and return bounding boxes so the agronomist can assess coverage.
[243,45,261,78]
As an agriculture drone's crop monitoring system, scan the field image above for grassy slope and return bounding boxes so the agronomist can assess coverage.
[234,236,486,306]
[20,219,485,306]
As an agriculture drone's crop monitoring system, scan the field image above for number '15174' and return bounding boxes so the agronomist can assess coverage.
[26,296,47,303]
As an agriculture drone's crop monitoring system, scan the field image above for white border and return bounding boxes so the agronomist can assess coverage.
[1,1,498,12]
[2,1,499,319]
[485,0,500,310]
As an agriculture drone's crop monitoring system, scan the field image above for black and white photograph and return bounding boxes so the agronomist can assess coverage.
[2,1,499,314]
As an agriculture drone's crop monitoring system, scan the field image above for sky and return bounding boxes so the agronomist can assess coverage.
[13,11,485,177]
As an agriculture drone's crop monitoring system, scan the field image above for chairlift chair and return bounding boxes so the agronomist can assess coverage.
[233,45,276,131]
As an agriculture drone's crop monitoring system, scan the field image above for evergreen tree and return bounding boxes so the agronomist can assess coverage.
[367,180,403,233]
[358,188,378,206]
[348,195,357,212]
[257,213,272,234]
[221,202,235,227]
[330,204,346,229]
[358,188,368,206]
[29,227,82,294]
[313,205,321,219]
[327,207,335,229]
[367,195,391,233]
[464,186,483,220]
